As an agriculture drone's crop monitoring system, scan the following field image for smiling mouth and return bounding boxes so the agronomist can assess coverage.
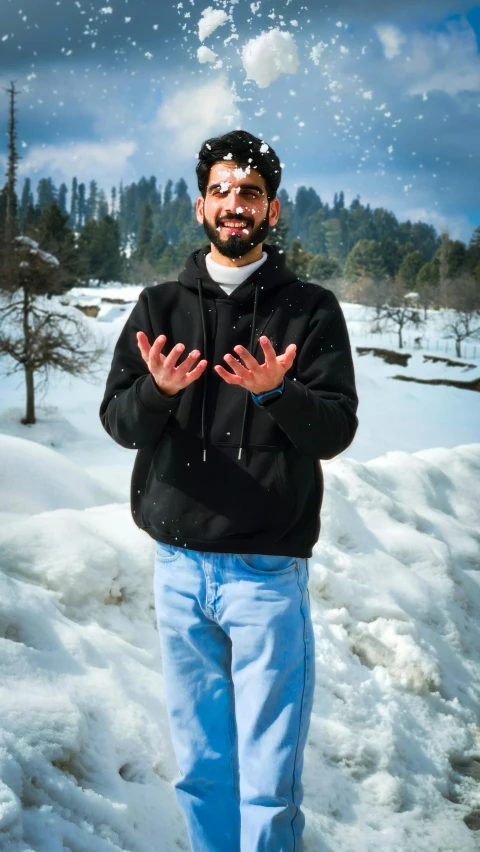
[218,220,251,234]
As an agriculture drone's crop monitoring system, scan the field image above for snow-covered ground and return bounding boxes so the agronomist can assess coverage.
[0,285,479,851]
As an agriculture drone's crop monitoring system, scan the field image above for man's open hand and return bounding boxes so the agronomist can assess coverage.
[214,335,296,394]
[137,332,207,397]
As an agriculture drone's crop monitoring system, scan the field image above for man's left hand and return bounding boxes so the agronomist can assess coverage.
[214,336,296,394]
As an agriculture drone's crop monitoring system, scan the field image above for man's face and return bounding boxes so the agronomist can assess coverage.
[195,161,280,260]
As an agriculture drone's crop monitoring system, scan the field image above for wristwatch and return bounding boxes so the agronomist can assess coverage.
[251,378,285,407]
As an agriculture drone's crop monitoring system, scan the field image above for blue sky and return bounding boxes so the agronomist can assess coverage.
[0,0,479,243]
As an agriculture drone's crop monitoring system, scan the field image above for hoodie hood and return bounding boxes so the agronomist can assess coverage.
[178,242,298,301]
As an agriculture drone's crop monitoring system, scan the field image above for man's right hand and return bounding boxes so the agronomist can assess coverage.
[136,332,207,397]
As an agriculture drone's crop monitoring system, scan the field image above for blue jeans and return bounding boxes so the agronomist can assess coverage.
[153,544,315,852]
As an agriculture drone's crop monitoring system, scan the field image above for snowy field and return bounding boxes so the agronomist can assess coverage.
[0,285,479,852]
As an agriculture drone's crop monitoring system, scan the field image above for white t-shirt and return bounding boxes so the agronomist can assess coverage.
[205,251,268,296]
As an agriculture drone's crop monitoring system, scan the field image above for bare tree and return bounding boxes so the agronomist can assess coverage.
[374,303,423,349]
[442,273,480,357]
[367,278,424,348]
[0,237,105,423]
[0,82,104,424]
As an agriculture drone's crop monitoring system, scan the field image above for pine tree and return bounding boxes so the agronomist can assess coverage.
[136,202,154,261]
[86,179,98,222]
[58,182,68,215]
[19,178,33,230]
[398,250,426,290]
[78,215,123,282]
[36,177,57,211]
[286,239,313,279]
[97,189,109,220]
[69,177,78,230]
[307,254,341,282]
[2,81,20,251]
[110,185,117,218]
[344,239,387,282]
[38,201,81,289]
[78,182,86,228]
[269,215,289,253]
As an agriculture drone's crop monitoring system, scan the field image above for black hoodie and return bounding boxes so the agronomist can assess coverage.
[100,244,358,557]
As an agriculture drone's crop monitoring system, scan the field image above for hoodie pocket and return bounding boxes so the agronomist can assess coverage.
[141,434,296,543]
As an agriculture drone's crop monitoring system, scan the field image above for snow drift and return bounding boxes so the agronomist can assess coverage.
[0,438,479,851]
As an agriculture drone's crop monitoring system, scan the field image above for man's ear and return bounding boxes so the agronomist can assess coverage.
[268,197,281,227]
[195,196,204,225]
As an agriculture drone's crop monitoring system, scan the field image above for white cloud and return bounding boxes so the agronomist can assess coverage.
[153,79,241,158]
[403,207,474,242]
[375,24,406,60]
[386,17,480,97]
[15,140,137,184]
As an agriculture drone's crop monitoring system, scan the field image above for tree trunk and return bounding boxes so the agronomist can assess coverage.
[22,366,35,424]
[456,339,461,358]
[398,328,403,349]
[21,284,35,424]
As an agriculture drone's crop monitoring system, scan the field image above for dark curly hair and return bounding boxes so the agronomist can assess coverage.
[196,130,282,201]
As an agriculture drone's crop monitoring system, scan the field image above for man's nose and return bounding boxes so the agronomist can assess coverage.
[223,189,242,211]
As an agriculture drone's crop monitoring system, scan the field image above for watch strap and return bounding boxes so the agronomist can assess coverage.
[251,378,285,406]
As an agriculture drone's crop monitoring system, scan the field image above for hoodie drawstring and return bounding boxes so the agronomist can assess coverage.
[197,278,260,464]
[197,278,208,462]
[238,281,260,461]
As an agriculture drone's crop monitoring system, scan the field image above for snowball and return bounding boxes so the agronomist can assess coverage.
[242,28,299,89]
[197,45,217,64]
[198,7,229,42]
[310,41,328,66]
[232,166,250,179]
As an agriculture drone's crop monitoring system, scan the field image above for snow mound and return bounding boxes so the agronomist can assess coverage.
[303,444,480,849]
[0,502,186,850]
[0,446,479,849]
[0,434,118,515]
[242,28,299,88]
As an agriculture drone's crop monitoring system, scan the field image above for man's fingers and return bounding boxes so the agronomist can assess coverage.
[149,334,168,366]
[163,342,185,371]
[175,349,202,378]
[136,331,151,363]
[258,335,277,368]
[183,359,208,385]
[223,353,252,380]
[277,343,297,371]
[232,345,260,372]
[214,364,243,385]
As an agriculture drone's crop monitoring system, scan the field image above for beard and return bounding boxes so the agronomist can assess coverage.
[202,206,271,259]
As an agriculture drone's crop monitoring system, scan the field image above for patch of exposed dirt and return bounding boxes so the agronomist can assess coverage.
[73,304,100,318]
[423,354,476,370]
[356,347,411,367]
[392,375,480,392]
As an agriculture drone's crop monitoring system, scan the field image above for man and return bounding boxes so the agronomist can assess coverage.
[100,130,358,852]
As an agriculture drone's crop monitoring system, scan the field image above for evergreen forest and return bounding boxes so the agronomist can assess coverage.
[1,173,480,302]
